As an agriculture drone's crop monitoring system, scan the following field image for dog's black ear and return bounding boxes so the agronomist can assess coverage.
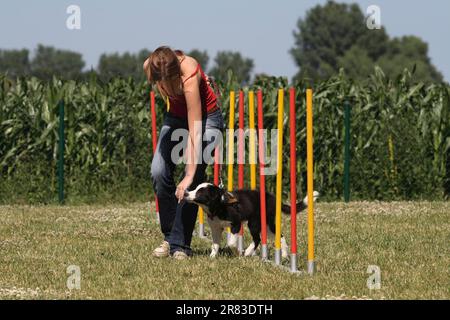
[221,191,238,204]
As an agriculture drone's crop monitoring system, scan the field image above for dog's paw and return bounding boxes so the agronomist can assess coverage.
[244,243,256,257]
[244,249,257,257]
[210,244,220,258]
[303,190,320,205]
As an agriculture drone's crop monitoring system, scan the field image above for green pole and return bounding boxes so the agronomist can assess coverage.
[58,100,65,204]
[343,101,351,202]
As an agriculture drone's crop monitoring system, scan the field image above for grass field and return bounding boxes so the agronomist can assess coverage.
[0,201,448,300]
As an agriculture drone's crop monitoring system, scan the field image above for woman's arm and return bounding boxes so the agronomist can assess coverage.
[174,67,202,201]
[183,75,202,178]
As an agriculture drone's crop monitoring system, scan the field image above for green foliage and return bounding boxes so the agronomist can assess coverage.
[209,51,254,85]
[31,45,85,81]
[291,1,444,83]
[0,75,162,203]
[377,36,444,83]
[219,69,449,201]
[0,70,449,204]
[291,1,367,80]
[98,49,151,82]
[0,49,30,78]
[337,46,374,81]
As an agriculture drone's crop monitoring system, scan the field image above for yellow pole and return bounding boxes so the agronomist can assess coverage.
[227,91,235,238]
[249,91,256,190]
[275,88,284,265]
[228,91,235,191]
[166,97,170,112]
[306,88,315,274]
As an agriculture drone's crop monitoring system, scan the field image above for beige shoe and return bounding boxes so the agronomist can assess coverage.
[172,251,189,260]
[152,241,170,258]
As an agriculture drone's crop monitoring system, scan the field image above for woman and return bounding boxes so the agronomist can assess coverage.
[143,46,224,260]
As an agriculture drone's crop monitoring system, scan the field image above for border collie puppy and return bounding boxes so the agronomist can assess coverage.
[184,183,319,258]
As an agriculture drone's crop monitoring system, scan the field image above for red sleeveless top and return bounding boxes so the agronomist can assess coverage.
[168,64,219,119]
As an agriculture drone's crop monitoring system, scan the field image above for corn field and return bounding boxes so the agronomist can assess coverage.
[0,68,449,204]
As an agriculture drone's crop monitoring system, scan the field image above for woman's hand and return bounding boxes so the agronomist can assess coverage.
[175,175,194,203]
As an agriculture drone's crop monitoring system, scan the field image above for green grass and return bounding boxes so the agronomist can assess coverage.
[0,201,448,300]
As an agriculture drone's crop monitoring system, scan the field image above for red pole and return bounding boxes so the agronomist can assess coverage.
[289,88,297,255]
[257,90,268,259]
[238,91,245,189]
[238,91,245,251]
[150,91,160,221]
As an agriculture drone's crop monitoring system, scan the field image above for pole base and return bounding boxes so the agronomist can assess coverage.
[307,260,315,275]
[261,244,268,260]
[156,212,160,224]
[237,235,244,256]
[274,249,281,265]
[199,223,205,238]
[290,253,297,273]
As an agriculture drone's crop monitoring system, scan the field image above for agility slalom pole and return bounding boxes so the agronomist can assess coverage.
[237,90,245,255]
[257,90,268,260]
[198,207,205,238]
[227,91,236,188]
[249,91,257,190]
[306,88,315,275]
[198,146,220,238]
[214,147,220,186]
[226,91,235,245]
[150,91,160,224]
[275,89,284,265]
[198,130,221,239]
[289,88,298,272]
[238,91,245,189]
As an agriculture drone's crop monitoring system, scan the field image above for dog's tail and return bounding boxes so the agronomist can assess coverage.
[281,191,320,214]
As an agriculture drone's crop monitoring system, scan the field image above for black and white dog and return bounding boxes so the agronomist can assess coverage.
[184,183,319,258]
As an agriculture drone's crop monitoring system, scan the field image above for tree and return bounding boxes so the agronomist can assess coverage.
[31,44,85,80]
[209,51,254,85]
[355,27,390,61]
[0,49,30,78]
[291,1,443,83]
[187,49,209,70]
[377,36,443,82]
[291,1,368,81]
[97,49,151,82]
[337,46,374,81]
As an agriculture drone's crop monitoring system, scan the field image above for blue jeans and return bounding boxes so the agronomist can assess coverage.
[151,109,224,255]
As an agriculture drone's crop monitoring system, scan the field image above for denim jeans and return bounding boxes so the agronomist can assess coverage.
[151,109,224,255]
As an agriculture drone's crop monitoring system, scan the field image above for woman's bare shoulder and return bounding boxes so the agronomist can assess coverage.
[181,56,200,76]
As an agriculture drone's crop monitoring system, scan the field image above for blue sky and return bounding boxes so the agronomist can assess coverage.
[1,0,449,81]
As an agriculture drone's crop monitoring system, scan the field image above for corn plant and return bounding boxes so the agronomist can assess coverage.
[0,70,449,203]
